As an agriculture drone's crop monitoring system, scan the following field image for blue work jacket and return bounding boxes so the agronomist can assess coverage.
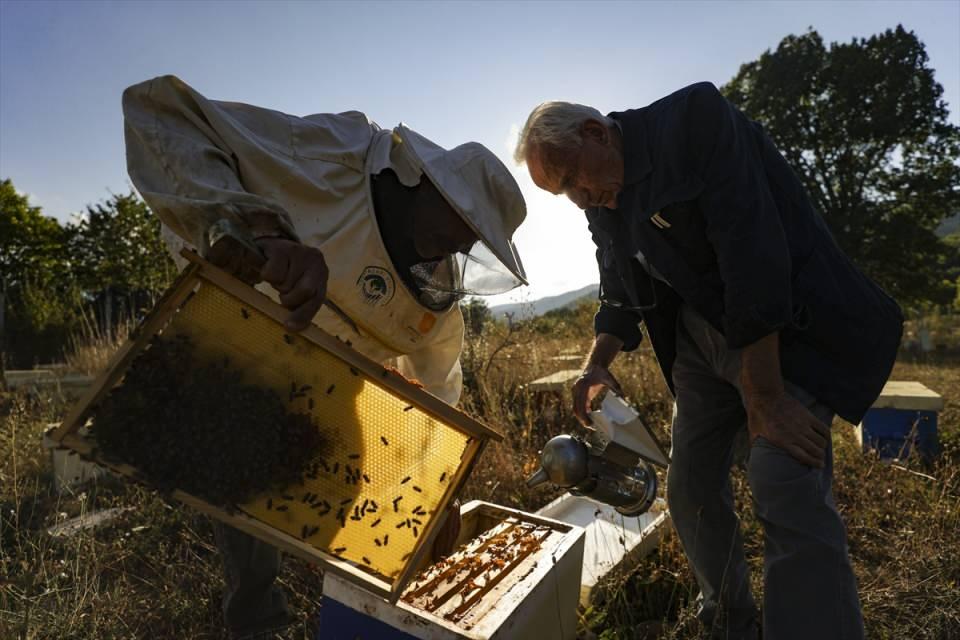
[590,82,903,424]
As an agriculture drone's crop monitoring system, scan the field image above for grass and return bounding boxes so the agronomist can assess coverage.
[1,312,958,639]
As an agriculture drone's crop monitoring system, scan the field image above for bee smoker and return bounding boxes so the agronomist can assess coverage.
[525,393,669,517]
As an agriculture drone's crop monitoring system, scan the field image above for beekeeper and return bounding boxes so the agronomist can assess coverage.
[122,74,527,639]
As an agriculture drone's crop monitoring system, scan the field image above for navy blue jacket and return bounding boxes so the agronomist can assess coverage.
[590,82,903,424]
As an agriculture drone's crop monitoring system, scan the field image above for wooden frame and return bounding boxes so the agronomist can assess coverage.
[50,251,503,602]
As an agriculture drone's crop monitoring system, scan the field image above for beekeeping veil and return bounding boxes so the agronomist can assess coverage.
[392,124,527,308]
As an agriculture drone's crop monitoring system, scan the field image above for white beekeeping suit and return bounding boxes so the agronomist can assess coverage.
[123,75,526,405]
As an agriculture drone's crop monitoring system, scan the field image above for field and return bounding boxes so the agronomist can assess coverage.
[1,310,958,639]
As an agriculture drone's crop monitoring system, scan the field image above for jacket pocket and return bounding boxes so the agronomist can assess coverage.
[790,246,886,360]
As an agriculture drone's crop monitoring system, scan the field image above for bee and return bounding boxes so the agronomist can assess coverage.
[413,526,419,538]
[401,477,411,484]
[362,557,372,565]
[333,546,346,554]
[276,505,289,512]
[283,334,293,345]
[440,472,447,483]
[403,405,414,412]
[266,498,273,510]
[327,384,336,395]
[348,453,360,460]
[340,498,352,506]
[362,474,371,484]
[375,538,382,547]
[380,436,389,446]
[383,534,389,546]
[240,308,250,319]
[412,486,423,493]
[349,367,359,376]
[371,518,382,528]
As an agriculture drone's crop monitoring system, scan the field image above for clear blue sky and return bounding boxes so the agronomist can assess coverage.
[2,0,958,305]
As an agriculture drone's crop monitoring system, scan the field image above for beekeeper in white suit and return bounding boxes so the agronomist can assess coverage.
[122,75,527,639]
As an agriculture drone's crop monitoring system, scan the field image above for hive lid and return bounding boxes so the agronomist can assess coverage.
[872,381,944,412]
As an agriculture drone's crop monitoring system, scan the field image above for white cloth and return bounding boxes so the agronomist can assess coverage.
[123,75,465,404]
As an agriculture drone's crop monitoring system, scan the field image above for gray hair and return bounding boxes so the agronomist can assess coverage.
[513,101,608,165]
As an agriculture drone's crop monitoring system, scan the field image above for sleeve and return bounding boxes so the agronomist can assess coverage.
[122,75,300,254]
[589,219,644,351]
[394,308,465,406]
[687,83,792,349]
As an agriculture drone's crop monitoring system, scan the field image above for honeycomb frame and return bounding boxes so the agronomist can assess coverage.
[50,251,503,602]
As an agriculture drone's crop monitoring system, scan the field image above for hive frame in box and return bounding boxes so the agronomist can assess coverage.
[48,250,503,603]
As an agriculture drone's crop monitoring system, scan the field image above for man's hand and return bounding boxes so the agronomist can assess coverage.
[746,391,830,467]
[431,499,461,561]
[572,364,624,426]
[256,237,329,332]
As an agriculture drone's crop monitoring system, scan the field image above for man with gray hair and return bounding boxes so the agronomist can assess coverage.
[514,84,903,639]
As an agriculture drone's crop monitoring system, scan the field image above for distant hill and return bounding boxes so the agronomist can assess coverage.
[490,283,599,319]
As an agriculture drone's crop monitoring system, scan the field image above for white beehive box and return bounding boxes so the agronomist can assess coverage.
[43,423,113,494]
[319,500,585,639]
[537,494,671,606]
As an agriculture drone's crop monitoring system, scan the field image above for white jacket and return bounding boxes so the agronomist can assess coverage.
[122,75,464,404]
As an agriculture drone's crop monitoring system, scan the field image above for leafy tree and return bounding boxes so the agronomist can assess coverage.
[0,178,80,366]
[0,179,69,297]
[70,191,175,304]
[723,26,960,307]
[464,297,493,336]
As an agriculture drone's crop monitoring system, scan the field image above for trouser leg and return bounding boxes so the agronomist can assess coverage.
[747,386,865,640]
[679,305,864,639]
[668,315,758,638]
[213,521,290,636]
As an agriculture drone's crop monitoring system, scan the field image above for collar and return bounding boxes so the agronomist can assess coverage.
[609,110,652,186]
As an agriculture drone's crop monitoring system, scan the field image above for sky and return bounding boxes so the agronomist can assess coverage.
[1,0,958,307]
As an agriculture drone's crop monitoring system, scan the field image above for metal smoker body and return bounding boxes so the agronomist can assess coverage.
[526,394,668,516]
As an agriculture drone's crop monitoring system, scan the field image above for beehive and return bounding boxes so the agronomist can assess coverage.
[49,252,502,601]
[320,501,585,640]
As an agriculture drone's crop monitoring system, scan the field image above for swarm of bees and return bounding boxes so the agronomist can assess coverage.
[90,334,328,507]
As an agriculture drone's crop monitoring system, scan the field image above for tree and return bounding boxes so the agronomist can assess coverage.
[0,179,69,297]
[723,26,960,308]
[463,297,492,336]
[70,191,176,325]
[0,178,79,366]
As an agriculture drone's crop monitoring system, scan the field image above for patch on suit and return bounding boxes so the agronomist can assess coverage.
[651,211,672,229]
[356,266,396,307]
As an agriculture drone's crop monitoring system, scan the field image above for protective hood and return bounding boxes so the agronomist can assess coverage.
[394,124,528,287]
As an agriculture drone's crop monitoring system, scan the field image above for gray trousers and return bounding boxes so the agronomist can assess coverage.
[213,521,291,636]
[667,305,864,640]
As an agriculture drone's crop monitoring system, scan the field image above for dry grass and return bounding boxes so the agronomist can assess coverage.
[1,313,958,639]
[63,313,131,377]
